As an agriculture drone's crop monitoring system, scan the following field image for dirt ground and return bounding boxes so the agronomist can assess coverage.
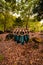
[0,32,43,65]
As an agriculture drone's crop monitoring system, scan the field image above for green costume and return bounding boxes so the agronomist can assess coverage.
[16,35,20,43]
[24,34,29,43]
[20,32,24,45]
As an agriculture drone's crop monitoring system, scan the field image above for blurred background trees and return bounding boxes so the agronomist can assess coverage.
[0,0,43,32]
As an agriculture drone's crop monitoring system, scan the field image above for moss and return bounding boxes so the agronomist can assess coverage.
[0,54,4,62]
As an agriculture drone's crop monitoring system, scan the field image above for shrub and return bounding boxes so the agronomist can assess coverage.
[5,33,14,40]
[32,37,42,43]
[0,31,4,34]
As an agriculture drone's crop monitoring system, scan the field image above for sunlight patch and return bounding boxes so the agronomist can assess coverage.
[40,19,43,24]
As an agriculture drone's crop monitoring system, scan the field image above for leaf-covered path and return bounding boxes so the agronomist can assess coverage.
[0,33,43,65]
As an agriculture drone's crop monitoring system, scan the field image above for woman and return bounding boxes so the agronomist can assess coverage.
[20,30,25,45]
[24,30,29,43]
[13,31,16,41]
[16,30,20,43]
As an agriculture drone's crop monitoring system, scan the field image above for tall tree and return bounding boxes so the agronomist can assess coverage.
[0,0,11,32]
[14,0,40,29]
[14,17,23,28]
[33,0,43,20]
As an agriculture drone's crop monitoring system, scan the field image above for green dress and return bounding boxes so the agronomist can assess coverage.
[13,31,17,41]
[20,32,24,45]
[24,34,29,43]
[16,35,20,43]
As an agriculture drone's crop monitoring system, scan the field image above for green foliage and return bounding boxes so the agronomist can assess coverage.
[14,17,23,27]
[0,0,43,31]
[33,0,43,20]
[0,11,16,32]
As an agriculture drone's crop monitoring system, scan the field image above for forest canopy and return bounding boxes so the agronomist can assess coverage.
[0,0,43,32]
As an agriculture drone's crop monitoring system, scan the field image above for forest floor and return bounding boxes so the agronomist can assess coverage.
[0,32,43,65]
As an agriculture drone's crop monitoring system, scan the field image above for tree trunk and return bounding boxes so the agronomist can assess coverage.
[26,22,28,30]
